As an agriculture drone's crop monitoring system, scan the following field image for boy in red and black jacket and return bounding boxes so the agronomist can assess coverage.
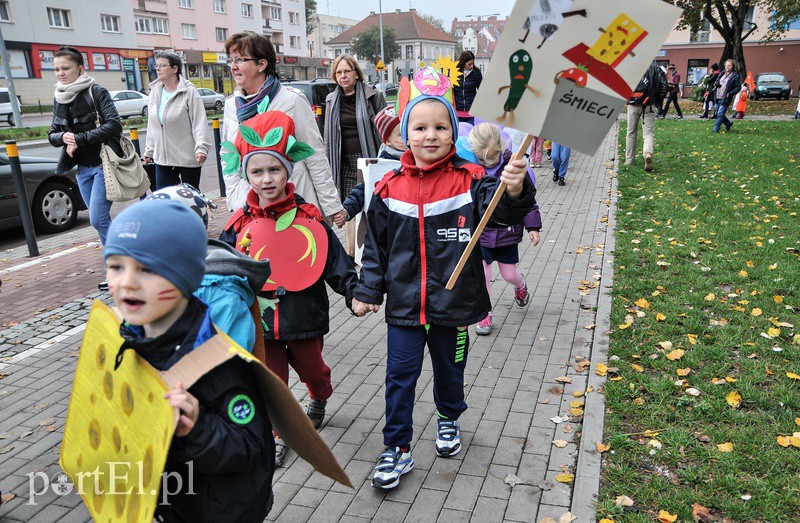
[220,109,357,466]
[352,87,537,489]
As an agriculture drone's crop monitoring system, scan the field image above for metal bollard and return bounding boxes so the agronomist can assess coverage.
[129,127,141,155]
[7,141,39,257]
[212,118,226,197]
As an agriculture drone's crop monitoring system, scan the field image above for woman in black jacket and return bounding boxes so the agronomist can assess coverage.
[48,46,122,246]
[453,51,483,120]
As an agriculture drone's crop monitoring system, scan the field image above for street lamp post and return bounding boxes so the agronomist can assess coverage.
[378,0,385,84]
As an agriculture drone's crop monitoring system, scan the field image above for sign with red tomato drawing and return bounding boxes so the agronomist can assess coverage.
[469,0,681,155]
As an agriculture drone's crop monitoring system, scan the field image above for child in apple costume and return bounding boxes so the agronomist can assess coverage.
[220,106,358,466]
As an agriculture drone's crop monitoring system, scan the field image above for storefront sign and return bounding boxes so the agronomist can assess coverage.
[107,53,122,71]
[39,50,55,70]
[92,53,106,70]
[283,56,299,64]
[0,49,32,78]
[120,49,153,59]
[203,52,219,63]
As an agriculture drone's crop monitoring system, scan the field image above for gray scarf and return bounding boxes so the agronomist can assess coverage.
[325,81,379,188]
[54,74,96,104]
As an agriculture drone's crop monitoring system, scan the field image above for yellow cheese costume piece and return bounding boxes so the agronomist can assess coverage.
[61,301,352,522]
[587,14,646,68]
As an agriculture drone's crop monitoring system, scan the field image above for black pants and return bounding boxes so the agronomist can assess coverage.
[660,92,682,117]
[155,164,202,191]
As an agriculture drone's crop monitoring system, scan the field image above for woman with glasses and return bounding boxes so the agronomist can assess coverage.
[221,31,345,224]
[323,55,386,254]
[143,51,211,190]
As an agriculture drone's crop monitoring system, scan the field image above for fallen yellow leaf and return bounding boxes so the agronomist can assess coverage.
[572,391,585,398]
[658,509,678,523]
[615,495,634,507]
[635,298,650,309]
[676,368,691,377]
[570,407,584,416]
[787,372,800,380]
[643,430,659,437]
[596,363,609,377]
[599,519,615,523]
[768,327,781,338]
[739,270,748,277]
[792,433,800,447]
[555,473,574,483]
[746,260,755,268]
[633,397,645,405]
[656,313,666,322]
[751,308,763,317]
[619,322,632,330]
[687,334,699,345]
[552,439,568,448]
[726,391,742,409]
[778,435,792,447]
[596,442,610,453]
[555,376,572,384]
[704,293,716,301]
[569,400,584,408]
[725,376,737,383]
[770,263,778,270]
[659,341,673,350]
[717,442,734,452]
[795,418,800,426]
[775,295,784,304]
[631,364,644,373]
[666,349,685,361]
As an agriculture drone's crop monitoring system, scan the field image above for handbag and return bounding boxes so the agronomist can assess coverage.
[88,86,150,202]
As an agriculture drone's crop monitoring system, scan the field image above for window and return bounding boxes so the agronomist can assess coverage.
[135,16,151,33]
[216,27,228,42]
[289,35,299,48]
[690,16,711,42]
[152,18,168,34]
[182,23,196,39]
[213,0,225,13]
[242,3,252,18]
[101,14,120,32]
[334,48,341,57]
[744,6,755,26]
[288,11,299,24]
[686,59,709,86]
[270,7,281,20]
[47,7,71,28]
[405,45,413,59]
[0,1,10,22]
[179,0,193,8]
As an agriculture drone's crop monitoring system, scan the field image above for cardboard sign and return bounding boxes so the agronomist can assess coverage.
[470,0,681,155]
[354,158,400,266]
[61,301,352,521]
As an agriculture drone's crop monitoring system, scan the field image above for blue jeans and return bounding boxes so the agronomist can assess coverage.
[713,99,732,132]
[383,324,469,447]
[552,143,571,179]
[75,164,112,245]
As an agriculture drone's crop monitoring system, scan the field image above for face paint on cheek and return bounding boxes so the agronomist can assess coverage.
[157,289,178,301]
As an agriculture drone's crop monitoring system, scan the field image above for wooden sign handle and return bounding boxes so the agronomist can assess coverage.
[445,134,534,290]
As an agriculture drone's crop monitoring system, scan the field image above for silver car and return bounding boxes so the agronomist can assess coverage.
[0,154,84,234]
[109,90,149,118]
[197,88,226,112]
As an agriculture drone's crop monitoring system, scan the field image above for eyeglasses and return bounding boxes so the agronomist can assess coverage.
[335,69,354,76]
[226,57,257,66]
[154,64,173,69]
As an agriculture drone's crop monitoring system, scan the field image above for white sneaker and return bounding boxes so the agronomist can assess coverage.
[371,446,413,489]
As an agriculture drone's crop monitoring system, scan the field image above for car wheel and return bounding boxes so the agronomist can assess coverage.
[32,181,78,234]
[214,100,224,111]
[7,113,14,126]
[141,106,148,118]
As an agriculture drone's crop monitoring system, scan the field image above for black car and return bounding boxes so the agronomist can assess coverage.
[283,79,338,134]
[0,154,84,234]
[752,72,792,101]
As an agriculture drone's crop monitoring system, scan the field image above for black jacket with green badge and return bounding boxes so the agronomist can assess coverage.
[118,297,274,522]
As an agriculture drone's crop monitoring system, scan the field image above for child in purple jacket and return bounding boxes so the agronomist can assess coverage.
[457,123,542,335]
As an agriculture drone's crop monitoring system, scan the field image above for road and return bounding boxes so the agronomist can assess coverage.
[0,127,228,257]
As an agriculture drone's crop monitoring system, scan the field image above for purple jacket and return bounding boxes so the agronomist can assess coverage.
[480,149,542,249]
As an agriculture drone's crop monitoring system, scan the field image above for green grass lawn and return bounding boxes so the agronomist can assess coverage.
[598,119,800,522]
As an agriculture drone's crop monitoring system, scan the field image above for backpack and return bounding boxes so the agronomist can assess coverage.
[629,64,665,106]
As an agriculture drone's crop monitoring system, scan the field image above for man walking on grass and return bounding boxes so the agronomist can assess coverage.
[625,61,667,173]
[658,64,683,119]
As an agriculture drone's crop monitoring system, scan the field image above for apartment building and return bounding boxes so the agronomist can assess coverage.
[451,16,507,72]
[308,13,358,59]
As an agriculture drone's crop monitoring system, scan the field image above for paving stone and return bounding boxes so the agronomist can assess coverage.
[402,488,446,523]
[443,473,483,512]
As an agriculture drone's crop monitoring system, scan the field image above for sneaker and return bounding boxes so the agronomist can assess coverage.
[644,153,653,173]
[674,115,683,119]
[306,398,327,429]
[274,437,288,467]
[475,315,492,335]
[558,178,566,186]
[371,446,413,489]
[435,417,461,457]
[514,281,530,307]
[699,113,708,119]
[98,280,109,292]
[552,169,559,182]
[725,122,733,132]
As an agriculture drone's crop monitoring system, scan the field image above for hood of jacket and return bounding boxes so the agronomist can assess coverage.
[205,238,271,294]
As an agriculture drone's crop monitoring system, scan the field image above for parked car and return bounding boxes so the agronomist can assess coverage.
[0,87,19,126]
[197,88,226,111]
[109,90,149,118]
[752,72,792,100]
[0,154,85,234]
[372,82,398,97]
[283,79,338,134]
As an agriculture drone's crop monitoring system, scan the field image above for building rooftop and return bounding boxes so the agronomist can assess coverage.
[326,9,455,45]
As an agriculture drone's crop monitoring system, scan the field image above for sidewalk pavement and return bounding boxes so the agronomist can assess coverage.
[0,126,619,522]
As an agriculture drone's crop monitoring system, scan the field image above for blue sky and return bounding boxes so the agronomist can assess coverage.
[316,0,516,28]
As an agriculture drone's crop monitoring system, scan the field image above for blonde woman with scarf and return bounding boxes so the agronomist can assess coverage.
[48,46,122,249]
[324,55,386,254]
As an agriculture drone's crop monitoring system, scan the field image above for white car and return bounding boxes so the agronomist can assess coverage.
[0,87,17,126]
[109,90,149,118]
[197,88,226,111]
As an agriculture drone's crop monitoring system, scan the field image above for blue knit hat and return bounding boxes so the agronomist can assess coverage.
[104,200,207,297]
[400,95,459,144]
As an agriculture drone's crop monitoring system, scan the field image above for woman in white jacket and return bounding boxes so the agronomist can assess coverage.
[221,31,344,222]
[143,51,211,190]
